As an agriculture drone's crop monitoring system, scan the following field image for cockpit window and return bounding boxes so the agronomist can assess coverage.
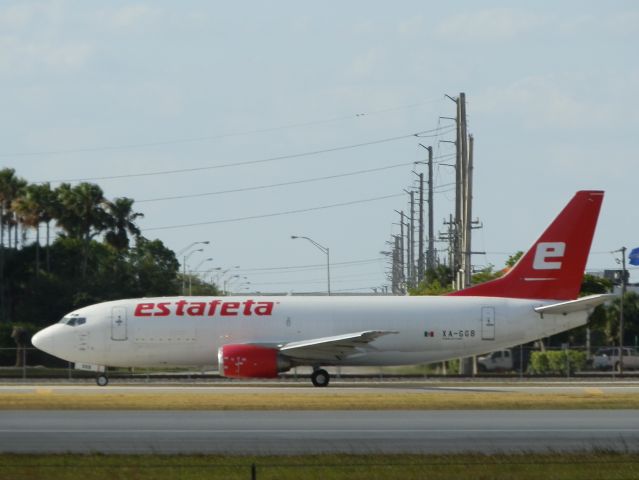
[58,316,87,326]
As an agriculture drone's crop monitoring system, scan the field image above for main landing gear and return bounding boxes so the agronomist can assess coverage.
[311,368,330,387]
[96,374,109,387]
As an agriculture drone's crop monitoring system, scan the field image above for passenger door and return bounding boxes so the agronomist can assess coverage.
[111,307,127,341]
[481,307,495,341]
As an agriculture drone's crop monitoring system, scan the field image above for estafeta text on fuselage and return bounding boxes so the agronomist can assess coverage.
[134,299,275,317]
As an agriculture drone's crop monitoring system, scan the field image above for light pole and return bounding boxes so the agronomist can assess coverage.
[205,267,222,284]
[178,241,209,294]
[613,247,628,374]
[223,275,240,295]
[234,281,251,294]
[291,236,330,296]
[177,240,209,256]
[190,257,213,295]
[182,248,203,295]
[216,266,240,286]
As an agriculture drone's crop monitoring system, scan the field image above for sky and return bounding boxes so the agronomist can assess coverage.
[2,0,638,293]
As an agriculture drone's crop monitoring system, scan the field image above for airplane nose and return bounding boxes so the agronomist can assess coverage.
[32,327,57,356]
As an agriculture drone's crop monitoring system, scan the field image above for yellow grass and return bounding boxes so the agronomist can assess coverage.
[1,389,638,410]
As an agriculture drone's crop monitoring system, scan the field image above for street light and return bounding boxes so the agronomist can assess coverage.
[223,274,241,295]
[612,247,628,375]
[182,248,204,295]
[291,235,330,296]
[216,266,240,285]
[190,257,213,295]
[204,266,222,284]
[177,240,209,256]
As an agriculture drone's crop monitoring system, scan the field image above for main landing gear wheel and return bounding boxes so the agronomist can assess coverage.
[311,368,330,387]
[96,375,109,387]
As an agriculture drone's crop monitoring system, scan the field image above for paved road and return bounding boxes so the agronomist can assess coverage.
[1,410,638,454]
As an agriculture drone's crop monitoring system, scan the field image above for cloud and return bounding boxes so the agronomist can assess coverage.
[398,16,424,37]
[0,2,61,30]
[435,8,547,41]
[345,48,385,80]
[474,75,615,131]
[0,37,93,73]
[603,11,639,36]
[107,4,159,29]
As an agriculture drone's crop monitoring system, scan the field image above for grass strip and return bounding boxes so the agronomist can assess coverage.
[1,453,638,479]
[1,390,639,410]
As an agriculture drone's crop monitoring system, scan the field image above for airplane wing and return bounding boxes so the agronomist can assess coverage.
[534,294,616,315]
[276,330,398,362]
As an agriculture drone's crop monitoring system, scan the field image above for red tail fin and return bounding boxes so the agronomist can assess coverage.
[449,190,604,300]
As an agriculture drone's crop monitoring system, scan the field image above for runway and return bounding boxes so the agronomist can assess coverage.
[2,410,639,454]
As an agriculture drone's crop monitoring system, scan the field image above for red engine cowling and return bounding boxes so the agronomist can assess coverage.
[218,344,291,378]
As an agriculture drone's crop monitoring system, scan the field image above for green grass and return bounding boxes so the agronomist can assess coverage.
[2,453,639,479]
[2,388,639,410]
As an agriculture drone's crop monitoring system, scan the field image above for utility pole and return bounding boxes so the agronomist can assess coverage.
[464,134,474,288]
[392,235,401,294]
[427,145,435,272]
[441,214,455,281]
[446,92,475,376]
[616,246,627,375]
[459,92,469,289]
[417,172,425,282]
[417,143,436,274]
[454,97,462,289]
[408,191,416,289]
[394,210,407,293]
[445,92,466,289]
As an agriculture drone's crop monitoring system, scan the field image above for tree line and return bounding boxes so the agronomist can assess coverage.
[0,168,217,365]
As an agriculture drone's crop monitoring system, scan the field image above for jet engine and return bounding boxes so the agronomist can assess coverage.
[217,344,292,378]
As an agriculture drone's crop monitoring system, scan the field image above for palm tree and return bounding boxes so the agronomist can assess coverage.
[12,184,43,274]
[0,169,26,322]
[56,182,108,277]
[36,183,58,272]
[104,197,144,251]
[0,169,26,248]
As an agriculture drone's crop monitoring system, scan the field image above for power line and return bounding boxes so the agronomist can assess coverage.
[139,163,413,203]
[3,97,443,158]
[143,193,403,231]
[137,155,455,203]
[238,258,383,273]
[248,271,385,286]
[42,126,456,183]
[236,259,385,276]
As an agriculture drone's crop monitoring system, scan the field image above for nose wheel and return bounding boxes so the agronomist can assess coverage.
[96,374,109,387]
[311,368,330,387]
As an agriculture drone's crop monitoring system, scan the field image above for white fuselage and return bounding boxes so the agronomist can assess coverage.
[34,295,588,369]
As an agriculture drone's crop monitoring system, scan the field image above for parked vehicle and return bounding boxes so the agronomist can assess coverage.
[592,347,639,371]
[477,349,530,372]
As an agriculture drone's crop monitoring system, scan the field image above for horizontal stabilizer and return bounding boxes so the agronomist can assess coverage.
[279,330,397,362]
[534,294,616,315]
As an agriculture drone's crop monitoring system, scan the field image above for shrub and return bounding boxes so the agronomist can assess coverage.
[529,350,587,375]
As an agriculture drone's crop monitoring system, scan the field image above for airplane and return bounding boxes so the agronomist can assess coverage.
[32,190,613,387]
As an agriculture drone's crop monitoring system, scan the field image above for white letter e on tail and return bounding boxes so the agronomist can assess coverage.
[533,242,565,270]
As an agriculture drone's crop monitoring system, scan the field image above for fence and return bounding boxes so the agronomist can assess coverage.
[0,345,638,381]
